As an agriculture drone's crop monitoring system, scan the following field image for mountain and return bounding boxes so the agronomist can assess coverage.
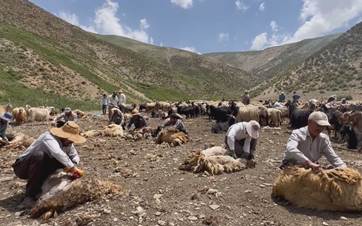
[0,0,252,109]
[205,34,340,82]
[253,21,362,100]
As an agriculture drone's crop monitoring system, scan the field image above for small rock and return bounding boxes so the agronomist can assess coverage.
[209,204,220,210]
[103,208,111,214]
[322,222,328,226]
[190,193,200,200]
[155,212,162,216]
[188,216,198,221]
[340,216,347,220]
[158,220,167,226]
[244,190,252,193]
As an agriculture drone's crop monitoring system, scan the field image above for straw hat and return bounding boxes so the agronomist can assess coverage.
[50,121,86,144]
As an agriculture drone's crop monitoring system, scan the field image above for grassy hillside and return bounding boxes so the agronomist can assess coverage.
[253,22,362,100]
[0,0,253,109]
[205,34,339,81]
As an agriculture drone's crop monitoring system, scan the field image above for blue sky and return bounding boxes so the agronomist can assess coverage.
[30,0,362,54]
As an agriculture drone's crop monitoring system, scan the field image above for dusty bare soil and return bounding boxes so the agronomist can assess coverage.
[1,115,362,226]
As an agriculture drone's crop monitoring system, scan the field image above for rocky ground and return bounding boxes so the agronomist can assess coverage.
[1,114,362,226]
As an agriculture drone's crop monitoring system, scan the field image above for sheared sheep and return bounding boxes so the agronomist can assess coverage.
[272,166,362,211]
[82,124,123,138]
[179,146,250,175]
[30,171,122,220]
[155,128,189,146]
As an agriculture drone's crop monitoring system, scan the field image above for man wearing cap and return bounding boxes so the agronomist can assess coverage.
[225,120,260,161]
[163,113,187,134]
[282,111,346,170]
[54,107,76,127]
[0,112,13,144]
[109,107,124,126]
[127,109,147,131]
[12,121,86,208]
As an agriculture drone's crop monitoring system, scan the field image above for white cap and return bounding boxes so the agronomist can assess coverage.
[246,120,260,139]
[308,111,331,127]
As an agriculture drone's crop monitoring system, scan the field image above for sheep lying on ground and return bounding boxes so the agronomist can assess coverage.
[82,124,123,138]
[0,133,34,149]
[155,128,189,146]
[30,171,122,220]
[272,166,362,211]
[179,146,250,175]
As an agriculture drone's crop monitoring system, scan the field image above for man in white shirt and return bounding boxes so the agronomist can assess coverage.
[12,121,86,208]
[225,120,260,161]
[100,94,109,115]
[282,111,346,170]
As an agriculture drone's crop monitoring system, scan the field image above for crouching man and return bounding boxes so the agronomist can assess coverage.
[281,111,346,170]
[225,120,260,167]
[12,121,86,209]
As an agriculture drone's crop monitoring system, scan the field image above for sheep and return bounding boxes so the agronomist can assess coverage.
[236,106,260,123]
[12,107,27,125]
[73,109,86,118]
[30,170,122,220]
[26,107,50,122]
[179,146,249,175]
[267,108,282,127]
[102,124,123,137]
[82,124,123,138]
[155,128,189,146]
[272,166,362,211]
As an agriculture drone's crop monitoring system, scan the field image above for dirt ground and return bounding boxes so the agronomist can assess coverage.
[1,114,362,226]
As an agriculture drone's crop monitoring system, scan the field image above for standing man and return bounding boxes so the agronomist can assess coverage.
[281,111,346,170]
[0,112,12,145]
[100,94,109,115]
[12,121,86,208]
[292,91,301,104]
[225,120,260,162]
[108,92,119,120]
[241,91,250,105]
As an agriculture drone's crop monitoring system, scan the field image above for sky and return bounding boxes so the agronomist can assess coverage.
[29,0,362,54]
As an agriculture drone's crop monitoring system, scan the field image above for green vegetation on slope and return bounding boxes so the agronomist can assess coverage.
[0,25,118,93]
[0,68,97,110]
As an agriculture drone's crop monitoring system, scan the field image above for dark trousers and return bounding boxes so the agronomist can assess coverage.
[102,105,107,115]
[12,151,64,198]
[225,137,257,160]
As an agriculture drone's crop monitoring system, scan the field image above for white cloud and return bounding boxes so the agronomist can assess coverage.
[288,0,362,43]
[58,11,96,33]
[140,18,150,30]
[180,46,201,54]
[250,32,268,50]
[259,2,265,11]
[171,0,193,9]
[235,0,248,12]
[270,20,278,32]
[250,0,362,50]
[57,0,153,44]
[218,33,230,42]
[59,11,79,25]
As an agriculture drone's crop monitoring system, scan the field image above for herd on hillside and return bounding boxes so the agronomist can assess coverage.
[1,92,362,150]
